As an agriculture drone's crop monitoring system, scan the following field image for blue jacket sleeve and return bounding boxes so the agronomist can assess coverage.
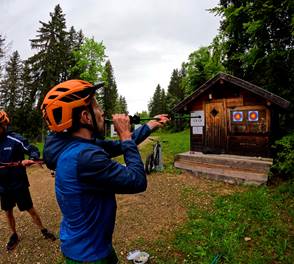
[97,124,152,158]
[12,133,40,160]
[77,140,147,194]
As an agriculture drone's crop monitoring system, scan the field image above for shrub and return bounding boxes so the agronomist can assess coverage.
[270,132,294,180]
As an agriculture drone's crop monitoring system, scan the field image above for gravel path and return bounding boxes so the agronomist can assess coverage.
[0,166,243,263]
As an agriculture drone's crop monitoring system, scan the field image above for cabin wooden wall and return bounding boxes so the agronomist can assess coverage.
[188,83,272,157]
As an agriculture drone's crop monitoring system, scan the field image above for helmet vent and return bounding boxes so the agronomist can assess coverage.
[60,94,82,103]
[48,95,58,99]
[56,87,69,92]
[59,87,94,103]
[53,107,62,125]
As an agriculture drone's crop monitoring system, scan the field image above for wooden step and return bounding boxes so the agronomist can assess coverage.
[174,152,272,186]
[175,151,272,173]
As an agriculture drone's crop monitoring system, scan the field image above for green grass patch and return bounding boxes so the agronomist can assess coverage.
[113,128,190,171]
[152,181,294,264]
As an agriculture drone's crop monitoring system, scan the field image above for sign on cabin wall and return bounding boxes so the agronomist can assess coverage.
[191,111,204,134]
[192,126,203,135]
[110,124,118,137]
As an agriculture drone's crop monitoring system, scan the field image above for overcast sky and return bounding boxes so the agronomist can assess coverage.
[0,0,220,114]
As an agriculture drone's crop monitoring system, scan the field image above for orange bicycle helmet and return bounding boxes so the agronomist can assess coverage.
[41,79,104,132]
[0,110,10,126]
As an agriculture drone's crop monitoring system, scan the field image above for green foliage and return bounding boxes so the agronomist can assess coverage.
[29,4,72,98]
[211,0,294,130]
[148,84,167,117]
[270,132,294,180]
[116,95,128,114]
[101,60,119,119]
[0,5,109,140]
[182,46,225,96]
[0,51,22,116]
[135,110,149,119]
[166,68,186,113]
[0,34,6,77]
[69,37,106,84]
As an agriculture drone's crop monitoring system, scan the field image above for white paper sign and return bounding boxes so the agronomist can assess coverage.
[110,124,117,137]
[192,126,203,134]
[190,111,204,126]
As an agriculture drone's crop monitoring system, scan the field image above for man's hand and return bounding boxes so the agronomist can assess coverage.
[147,114,170,130]
[112,114,132,141]
[21,160,37,167]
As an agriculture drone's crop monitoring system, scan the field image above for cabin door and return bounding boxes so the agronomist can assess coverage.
[204,101,227,153]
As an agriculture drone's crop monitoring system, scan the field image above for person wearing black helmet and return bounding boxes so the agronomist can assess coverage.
[0,110,56,251]
[41,79,169,263]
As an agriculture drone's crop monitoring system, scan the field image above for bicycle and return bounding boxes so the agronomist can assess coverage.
[144,138,167,174]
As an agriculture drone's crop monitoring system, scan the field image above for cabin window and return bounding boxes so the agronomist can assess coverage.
[230,110,267,134]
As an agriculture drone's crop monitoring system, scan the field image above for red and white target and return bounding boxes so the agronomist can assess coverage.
[232,111,243,122]
[248,111,259,121]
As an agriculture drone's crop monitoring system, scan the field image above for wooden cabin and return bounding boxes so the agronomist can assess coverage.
[172,73,290,157]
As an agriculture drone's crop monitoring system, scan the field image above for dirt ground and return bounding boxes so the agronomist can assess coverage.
[0,166,244,264]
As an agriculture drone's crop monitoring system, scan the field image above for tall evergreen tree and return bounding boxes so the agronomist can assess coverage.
[0,34,6,75]
[29,4,71,103]
[116,96,128,114]
[160,88,167,114]
[0,51,22,117]
[102,60,119,119]
[166,68,185,112]
[148,84,166,117]
[67,27,84,79]
[13,61,42,139]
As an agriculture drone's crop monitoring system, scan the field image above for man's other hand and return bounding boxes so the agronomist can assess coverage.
[21,160,37,167]
[147,114,170,130]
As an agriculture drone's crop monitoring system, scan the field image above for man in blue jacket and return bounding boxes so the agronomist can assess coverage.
[41,79,169,264]
[0,110,56,251]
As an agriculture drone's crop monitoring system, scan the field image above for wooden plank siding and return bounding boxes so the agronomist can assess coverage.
[176,73,290,157]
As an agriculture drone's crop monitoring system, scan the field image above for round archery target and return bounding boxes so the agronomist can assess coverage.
[248,111,259,121]
[232,111,243,122]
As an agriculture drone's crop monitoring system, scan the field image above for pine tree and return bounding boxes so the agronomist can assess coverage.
[12,61,42,138]
[0,51,22,117]
[166,69,185,112]
[116,96,128,114]
[0,34,5,73]
[29,4,71,103]
[148,84,164,117]
[67,27,84,79]
[160,88,167,114]
[102,60,119,119]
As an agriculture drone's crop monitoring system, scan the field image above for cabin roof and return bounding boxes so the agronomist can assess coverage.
[172,72,290,112]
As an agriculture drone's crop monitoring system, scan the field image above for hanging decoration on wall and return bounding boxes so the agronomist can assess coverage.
[248,111,259,121]
[232,111,243,122]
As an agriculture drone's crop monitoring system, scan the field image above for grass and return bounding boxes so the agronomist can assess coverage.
[139,181,294,264]
[112,128,190,170]
[132,129,294,264]
[173,183,293,264]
